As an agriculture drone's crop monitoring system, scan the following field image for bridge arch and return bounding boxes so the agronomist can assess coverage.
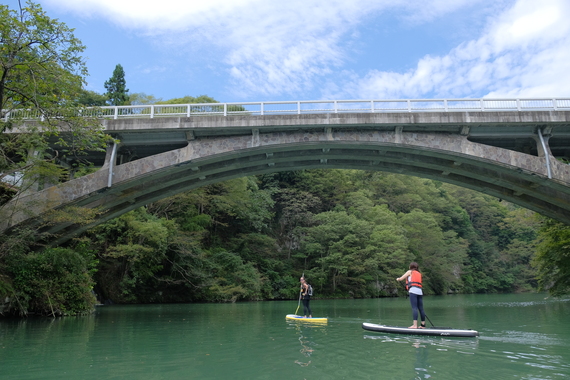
[3,113,570,247]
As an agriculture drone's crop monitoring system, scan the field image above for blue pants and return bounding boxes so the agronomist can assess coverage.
[409,293,426,322]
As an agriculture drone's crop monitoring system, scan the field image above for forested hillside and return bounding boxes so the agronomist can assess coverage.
[84,169,540,304]
[0,168,545,316]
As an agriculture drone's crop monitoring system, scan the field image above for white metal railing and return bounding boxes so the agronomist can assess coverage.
[3,98,570,121]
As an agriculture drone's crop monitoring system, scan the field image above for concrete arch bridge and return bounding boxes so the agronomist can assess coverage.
[2,98,570,246]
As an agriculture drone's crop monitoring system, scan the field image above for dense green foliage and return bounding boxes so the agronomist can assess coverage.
[75,89,108,106]
[2,243,97,316]
[1,168,549,316]
[76,170,541,306]
[0,1,85,116]
[533,218,570,296]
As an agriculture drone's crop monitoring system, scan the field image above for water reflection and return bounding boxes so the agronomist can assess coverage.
[363,334,478,379]
[287,320,327,368]
[363,334,479,351]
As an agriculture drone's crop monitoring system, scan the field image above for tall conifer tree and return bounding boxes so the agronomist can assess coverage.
[104,64,129,105]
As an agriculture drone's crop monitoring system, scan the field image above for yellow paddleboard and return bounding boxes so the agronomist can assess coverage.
[286,314,328,323]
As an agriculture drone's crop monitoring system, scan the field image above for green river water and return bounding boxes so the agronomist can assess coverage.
[1,293,569,379]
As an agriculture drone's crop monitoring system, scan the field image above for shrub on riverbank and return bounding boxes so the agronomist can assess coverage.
[2,247,97,316]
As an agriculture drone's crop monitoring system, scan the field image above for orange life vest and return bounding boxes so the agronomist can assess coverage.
[406,270,422,290]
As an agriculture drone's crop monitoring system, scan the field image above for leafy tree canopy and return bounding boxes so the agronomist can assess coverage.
[75,89,107,106]
[129,92,163,105]
[0,1,111,205]
[160,95,218,104]
[0,1,86,118]
[533,218,570,296]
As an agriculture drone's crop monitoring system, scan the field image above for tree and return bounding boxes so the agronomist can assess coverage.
[160,95,217,104]
[0,1,110,205]
[7,246,97,316]
[276,188,321,259]
[301,210,374,294]
[0,1,86,121]
[104,64,129,105]
[129,92,162,105]
[533,218,570,296]
[75,89,107,106]
[0,1,111,315]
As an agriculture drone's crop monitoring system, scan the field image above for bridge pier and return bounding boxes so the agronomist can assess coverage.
[101,142,118,188]
[535,127,553,179]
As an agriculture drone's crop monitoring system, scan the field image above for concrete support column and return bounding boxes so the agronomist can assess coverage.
[102,143,118,169]
[534,128,553,158]
[102,142,118,188]
[533,127,553,179]
[252,129,260,147]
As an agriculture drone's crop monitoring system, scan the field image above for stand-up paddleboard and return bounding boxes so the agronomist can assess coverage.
[286,314,328,323]
[362,323,478,337]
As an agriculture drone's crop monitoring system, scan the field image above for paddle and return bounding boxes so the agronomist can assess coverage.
[424,313,435,327]
[294,272,305,315]
[422,313,454,329]
[294,289,302,315]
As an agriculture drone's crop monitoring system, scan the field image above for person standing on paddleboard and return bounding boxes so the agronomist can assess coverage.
[397,262,426,329]
[300,277,312,318]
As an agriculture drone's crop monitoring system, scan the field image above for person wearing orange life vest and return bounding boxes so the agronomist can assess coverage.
[397,262,426,329]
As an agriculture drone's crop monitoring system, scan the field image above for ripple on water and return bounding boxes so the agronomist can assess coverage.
[479,330,569,347]
[472,296,570,309]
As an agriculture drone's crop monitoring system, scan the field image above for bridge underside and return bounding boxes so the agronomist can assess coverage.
[3,112,570,246]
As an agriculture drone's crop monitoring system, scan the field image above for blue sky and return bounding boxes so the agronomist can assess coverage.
[23,0,570,103]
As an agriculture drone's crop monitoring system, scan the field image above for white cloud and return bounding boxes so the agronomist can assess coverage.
[43,0,387,97]
[41,0,485,98]
[43,0,259,30]
[342,0,570,99]
[41,0,570,100]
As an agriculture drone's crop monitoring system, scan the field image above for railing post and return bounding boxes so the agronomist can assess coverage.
[407,100,411,112]
[260,102,264,116]
[187,104,191,117]
[334,100,338,113]
[370,101,374,113]
[297,102,301,115]
[444,99,448,112]
[150,105,155,118]
[480,99,485,112]
[224,103,227,117]
[516,99,521,111]
[553,98,558,111]
[114,106,118,120]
